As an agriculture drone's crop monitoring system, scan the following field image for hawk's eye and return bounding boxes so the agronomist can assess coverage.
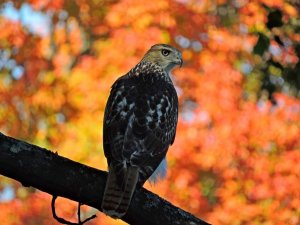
[161,49,171,56]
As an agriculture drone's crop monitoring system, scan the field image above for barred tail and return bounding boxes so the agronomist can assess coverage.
[101,165,139,218]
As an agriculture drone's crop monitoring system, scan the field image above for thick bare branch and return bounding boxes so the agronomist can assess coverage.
[0,132,210,225]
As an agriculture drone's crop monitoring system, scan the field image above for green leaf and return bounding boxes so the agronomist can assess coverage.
[253,33,270,56]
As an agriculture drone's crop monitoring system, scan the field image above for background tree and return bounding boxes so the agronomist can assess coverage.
[0,0,299,224]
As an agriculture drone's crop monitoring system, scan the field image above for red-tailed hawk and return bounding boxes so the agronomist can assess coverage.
[101,44,182,218]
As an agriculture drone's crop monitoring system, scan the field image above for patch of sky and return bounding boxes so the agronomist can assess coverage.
[1,2,19,21]
[270,75,284,86]
[12,65,24,80]
[0,50,24,79]
[0,185,15,202]
[175,35,190,48]
[1,2,52,37]
[0,50,11,70]
[191,41,203,52]
[269,44,282,56]
[240,62,253,74]
[0,2,54,80]
[181,100,198,123]
[38,119,47,131]
[175,35,203,52]
[239,23,248,34]
[56,112,66,124]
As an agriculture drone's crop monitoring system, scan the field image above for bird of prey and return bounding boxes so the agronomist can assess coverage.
[101,44,182,218]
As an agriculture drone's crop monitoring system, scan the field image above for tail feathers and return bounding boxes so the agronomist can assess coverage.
[101,166,123,218]
[101,165,139,218]
[115,166,139,215]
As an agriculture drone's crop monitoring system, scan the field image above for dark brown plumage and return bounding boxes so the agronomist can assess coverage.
[101,44,182,218]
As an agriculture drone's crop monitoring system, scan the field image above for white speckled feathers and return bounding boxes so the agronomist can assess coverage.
[103,61,178,185]
[101,44,181,218]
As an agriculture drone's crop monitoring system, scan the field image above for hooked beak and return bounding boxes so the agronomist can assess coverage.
[175,58,183,68]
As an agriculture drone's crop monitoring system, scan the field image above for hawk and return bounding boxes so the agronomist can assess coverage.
[101,44,182,218]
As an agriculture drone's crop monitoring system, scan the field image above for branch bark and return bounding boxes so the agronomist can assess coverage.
[0,132,210,225]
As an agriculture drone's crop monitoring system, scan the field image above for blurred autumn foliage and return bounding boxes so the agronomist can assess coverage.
[0,0,300,224]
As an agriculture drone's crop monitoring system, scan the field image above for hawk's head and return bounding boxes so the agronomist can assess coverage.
[141,44,183,73]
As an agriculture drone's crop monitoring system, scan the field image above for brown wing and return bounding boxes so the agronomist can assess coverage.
[103,70,178,186]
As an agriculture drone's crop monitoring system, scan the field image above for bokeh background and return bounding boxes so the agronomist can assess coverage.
[0,0,300,224]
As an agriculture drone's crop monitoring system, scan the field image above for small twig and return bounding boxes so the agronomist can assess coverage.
[77,202,82,223]
[52,195,77,225]
[51,195,96,225]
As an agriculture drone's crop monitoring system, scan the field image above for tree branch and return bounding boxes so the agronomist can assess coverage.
[0,132,210,225]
